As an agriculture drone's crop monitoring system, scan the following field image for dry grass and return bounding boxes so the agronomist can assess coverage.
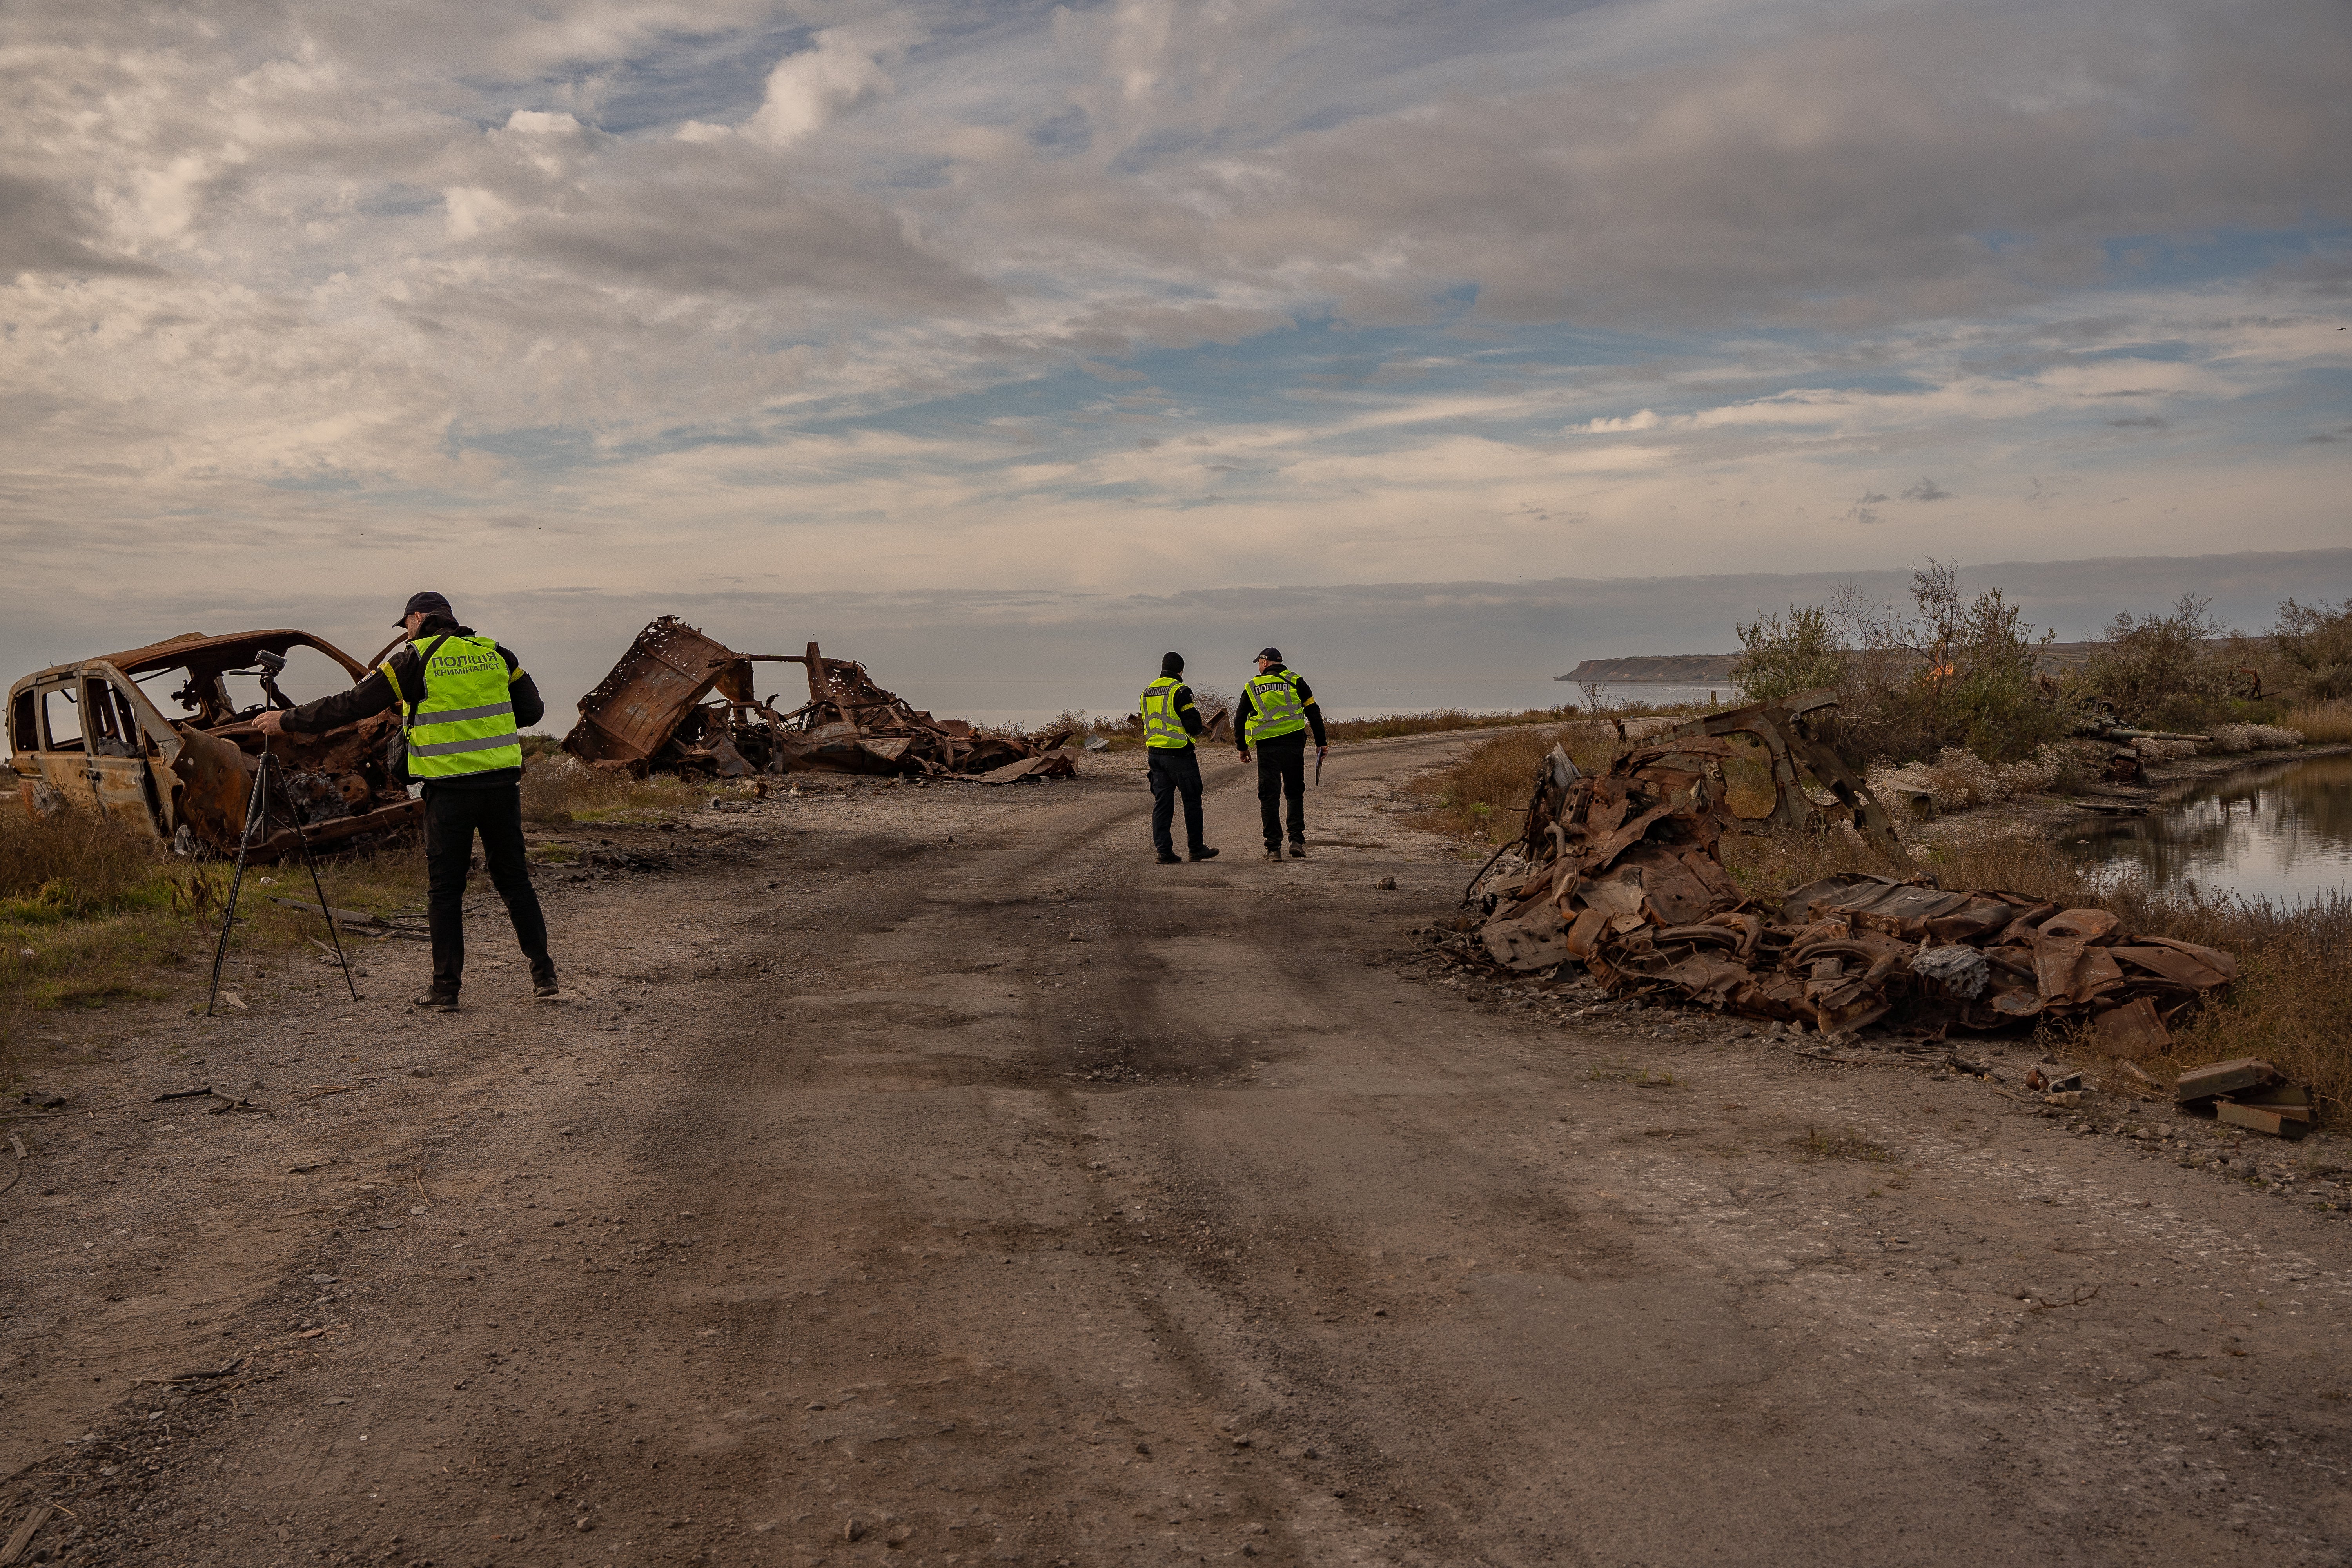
[1721,825,2352,1126]
[0,804,163,918]
[1,809,428,1083]
[519,754,710,824]
[1404,723,1630,843]
[2283,701,2352,745]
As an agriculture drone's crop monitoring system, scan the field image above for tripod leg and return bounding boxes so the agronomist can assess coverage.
[205,751,272,1017]
[285,783,360,1002]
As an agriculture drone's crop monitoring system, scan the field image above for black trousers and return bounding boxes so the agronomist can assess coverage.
[1254,731,1308,849]
[424,782,550,992]
[1147,746,1207,855]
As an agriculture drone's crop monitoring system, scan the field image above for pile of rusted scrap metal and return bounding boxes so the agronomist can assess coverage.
[1458,689,2238,1045]
[563,616,1077,783]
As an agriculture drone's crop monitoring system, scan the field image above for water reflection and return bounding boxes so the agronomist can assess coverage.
[2072,754,2352,903]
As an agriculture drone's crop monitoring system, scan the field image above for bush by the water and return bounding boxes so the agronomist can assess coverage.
[1737,561,2071,765]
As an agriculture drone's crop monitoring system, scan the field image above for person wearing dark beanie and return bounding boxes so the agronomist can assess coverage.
[1137,651,1218,864]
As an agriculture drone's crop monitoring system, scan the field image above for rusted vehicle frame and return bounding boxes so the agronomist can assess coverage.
[1668,687,1916,872]
[564,617,1071,779]
[6,630,423,861]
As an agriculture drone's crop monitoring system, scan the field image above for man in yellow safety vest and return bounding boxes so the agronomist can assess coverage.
[1137,652,1219,865]
[253,592,555,1010]
[1233,647,1327,860]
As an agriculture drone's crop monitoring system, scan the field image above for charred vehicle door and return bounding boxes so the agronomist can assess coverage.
[79,666,172,834]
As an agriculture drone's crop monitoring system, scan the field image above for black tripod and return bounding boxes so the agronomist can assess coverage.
[205,748,359,1016]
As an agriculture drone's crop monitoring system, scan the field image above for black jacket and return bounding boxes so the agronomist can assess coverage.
[1232,664,1327,748]
[284,615,544,789]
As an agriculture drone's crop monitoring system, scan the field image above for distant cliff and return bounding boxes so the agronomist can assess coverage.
[1557,653,1740,683]
[1558,642,2127,684]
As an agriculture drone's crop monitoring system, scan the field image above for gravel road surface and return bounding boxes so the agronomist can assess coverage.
[4,730,2348,1566]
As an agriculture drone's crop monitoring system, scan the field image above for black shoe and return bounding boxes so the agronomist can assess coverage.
[1188,847,1220,862]
[1156,851,1181,864]
[1264,848,1283,862]
[413,987,460,1011]
[532,966,559,999]
[1288,841,1307,858]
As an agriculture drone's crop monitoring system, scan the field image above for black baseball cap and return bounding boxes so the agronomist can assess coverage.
[397,591,454,625]
[1254,646,1283,662]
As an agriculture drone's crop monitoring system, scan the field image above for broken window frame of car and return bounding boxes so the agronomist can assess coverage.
[562,617,1077,781]
[5,630,424,861]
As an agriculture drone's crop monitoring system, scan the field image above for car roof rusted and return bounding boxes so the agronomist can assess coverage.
[9,629,370,693]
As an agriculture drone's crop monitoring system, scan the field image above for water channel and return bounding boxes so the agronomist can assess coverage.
[2071,752,2352,905]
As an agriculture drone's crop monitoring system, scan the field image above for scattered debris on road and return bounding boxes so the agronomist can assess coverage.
[563,617,1076,780]
[2175,1057,2314,1138]
[1451,716,2239,1042]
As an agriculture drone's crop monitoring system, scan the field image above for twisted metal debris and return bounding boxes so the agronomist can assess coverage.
[1462,690,2236,1045]
[564,617,1076,782]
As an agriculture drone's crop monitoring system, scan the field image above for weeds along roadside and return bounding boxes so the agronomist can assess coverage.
[0,746,714,1076]
[0,808,426,1076]
[1402,722,1788,841]
[1405,724,2352,1124]
[519,752,710,824]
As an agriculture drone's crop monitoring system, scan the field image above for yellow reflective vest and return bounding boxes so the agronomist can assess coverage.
[1243,668,1307,743]
[392,635,523,779]
[1139,675,1196,749]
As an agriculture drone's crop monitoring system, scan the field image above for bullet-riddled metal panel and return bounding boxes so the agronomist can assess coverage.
[563,617,747,768]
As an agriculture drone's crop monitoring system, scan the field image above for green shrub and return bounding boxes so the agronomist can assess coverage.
[2272,598,2352,701]
[2068,594,2234,728]
[1733,605,1843,703]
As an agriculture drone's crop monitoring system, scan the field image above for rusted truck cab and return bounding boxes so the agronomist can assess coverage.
[6,630,424,860]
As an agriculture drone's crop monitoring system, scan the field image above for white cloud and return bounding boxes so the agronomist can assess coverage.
[0,0,2343,645]
[747,25,904,147]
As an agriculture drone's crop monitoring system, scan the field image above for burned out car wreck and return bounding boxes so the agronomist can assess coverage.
[6,630,423,861]
[563,616,1077,781]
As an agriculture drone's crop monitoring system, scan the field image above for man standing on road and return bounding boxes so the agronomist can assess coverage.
[1233,647,1327,861]
[1138,652,1219,866]
[253,592,556,1011]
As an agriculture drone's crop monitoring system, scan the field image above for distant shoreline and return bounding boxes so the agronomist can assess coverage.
[1555,638,2236,685]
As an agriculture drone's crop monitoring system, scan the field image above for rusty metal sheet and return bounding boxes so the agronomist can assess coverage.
[563,617,746,768]
[1452,739,2239,1042]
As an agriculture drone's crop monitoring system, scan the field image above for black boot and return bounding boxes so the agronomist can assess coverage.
[531,964,559,999]
[412,987,460,1011]
[1188,846,1220,862]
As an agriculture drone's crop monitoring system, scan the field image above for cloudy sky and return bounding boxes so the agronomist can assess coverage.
[4,0,2348,720]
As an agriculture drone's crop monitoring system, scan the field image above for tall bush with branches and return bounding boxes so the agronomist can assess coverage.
[1737,562,2068,764]
[2069,593,2232,730]
[2272,597,2352,702]
[1732,605,1843,704]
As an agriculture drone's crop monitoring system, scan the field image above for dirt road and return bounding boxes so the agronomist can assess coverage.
[5,730,2350,1566]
